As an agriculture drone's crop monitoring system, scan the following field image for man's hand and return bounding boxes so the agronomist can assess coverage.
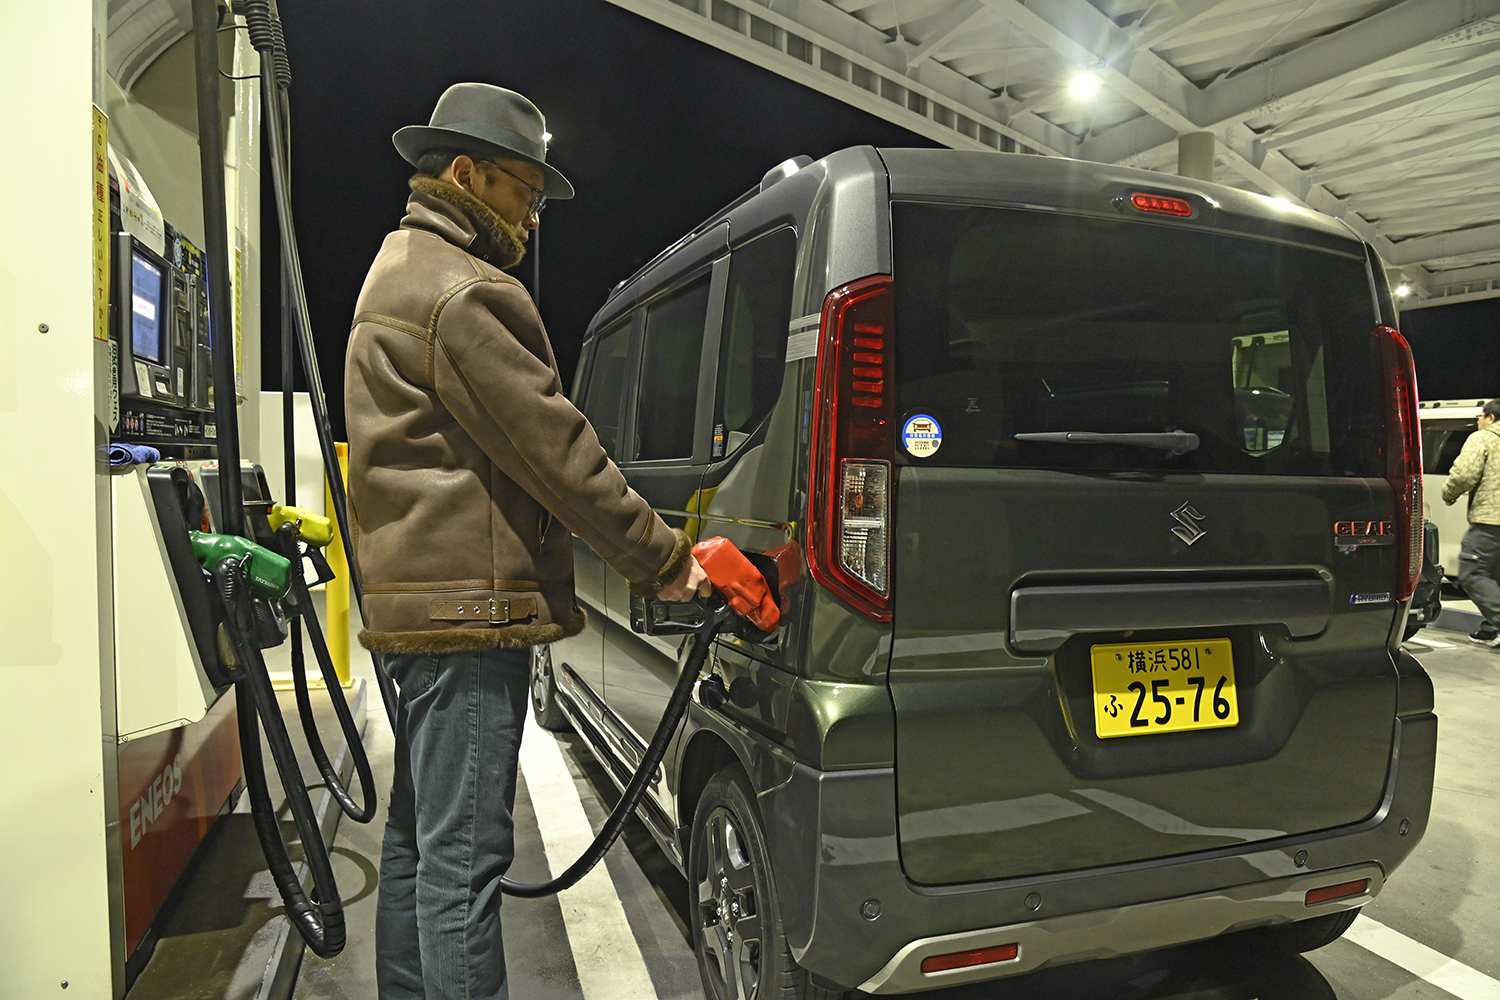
[1446,497,1457,506]
[658,555,712,602]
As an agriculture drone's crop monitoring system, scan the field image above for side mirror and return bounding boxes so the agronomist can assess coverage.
[630,594,707,636]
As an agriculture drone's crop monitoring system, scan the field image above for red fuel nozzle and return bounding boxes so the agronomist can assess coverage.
[692,537,781,632]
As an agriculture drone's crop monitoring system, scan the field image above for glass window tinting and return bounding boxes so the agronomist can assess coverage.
[892,204,1385,476]
[636,277,711,461]
[580,321,631,462]
[1426,425,1475,475]
[716,229,797,458]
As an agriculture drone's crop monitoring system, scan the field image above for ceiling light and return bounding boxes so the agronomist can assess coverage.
[1069,70,1101,99]
[1395,284,1411,297]
[1265,197,1296,211]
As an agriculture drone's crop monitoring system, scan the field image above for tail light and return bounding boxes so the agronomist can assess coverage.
[1375,325,1423,603]
[809,276,895,622]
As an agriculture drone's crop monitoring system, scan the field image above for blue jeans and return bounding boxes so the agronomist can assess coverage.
[375,645,531,1000]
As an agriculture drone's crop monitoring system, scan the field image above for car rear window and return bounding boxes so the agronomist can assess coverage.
[891,203,1386,477]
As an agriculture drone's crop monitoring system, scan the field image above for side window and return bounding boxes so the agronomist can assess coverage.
[1431,427,1474,475]
[580,320,631,461]
[635,277,711,461]
[715,229,797,458]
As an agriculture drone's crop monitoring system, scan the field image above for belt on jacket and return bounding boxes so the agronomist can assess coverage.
[429,598,539,624]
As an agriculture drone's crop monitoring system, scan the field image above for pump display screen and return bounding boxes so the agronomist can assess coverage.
[131,251,165,363]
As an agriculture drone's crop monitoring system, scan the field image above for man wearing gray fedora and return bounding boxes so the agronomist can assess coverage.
[344,82,709,998]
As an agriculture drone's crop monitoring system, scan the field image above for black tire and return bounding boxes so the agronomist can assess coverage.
[689,768,851,1000]
[529,644,571,732]
[1263,907,1360,953]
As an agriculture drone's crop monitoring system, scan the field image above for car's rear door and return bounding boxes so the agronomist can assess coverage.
[885,201,1403,885]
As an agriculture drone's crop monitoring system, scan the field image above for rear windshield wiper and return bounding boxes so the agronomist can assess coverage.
[1013,430,1200,455]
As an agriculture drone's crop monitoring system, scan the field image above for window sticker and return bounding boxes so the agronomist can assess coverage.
[902,414,942,458]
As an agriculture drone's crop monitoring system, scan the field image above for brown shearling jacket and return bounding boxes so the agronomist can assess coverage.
[345,177,689,653]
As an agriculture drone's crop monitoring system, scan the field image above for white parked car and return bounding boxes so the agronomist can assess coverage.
[1419,399,1489,580]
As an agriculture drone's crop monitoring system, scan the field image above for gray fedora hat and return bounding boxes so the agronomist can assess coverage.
[394,83,574,200]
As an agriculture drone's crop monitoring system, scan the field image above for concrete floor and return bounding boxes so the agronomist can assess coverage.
[287,624,1499,1000]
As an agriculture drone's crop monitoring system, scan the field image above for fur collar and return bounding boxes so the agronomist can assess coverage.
[408,175,525,269]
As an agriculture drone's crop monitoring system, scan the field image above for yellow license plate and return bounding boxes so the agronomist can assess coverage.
[1090,639,1239,739]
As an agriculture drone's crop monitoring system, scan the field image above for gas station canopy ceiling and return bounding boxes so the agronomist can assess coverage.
[109,0,1500,307]
[609,0,1500,308]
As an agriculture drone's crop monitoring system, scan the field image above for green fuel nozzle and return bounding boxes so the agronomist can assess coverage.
[190,531,293,598]
[267,505,334,548]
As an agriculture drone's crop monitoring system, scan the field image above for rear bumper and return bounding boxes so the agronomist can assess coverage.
[758,712,1435,992]
[859,863,1381,993]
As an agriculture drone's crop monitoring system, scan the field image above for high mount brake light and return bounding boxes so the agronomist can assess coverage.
[1129,192,1193,217]
[1375,325,1423,603]
[809,276,895,622]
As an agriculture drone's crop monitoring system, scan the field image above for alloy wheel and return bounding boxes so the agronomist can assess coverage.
[697,806,762,999]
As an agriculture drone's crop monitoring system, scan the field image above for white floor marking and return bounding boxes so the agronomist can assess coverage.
[1414,636,1458,648]
[518,708,663,1000]
[1345,914,1500,999]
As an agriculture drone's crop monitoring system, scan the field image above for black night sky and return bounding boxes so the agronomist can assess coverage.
[265,0,1500,434]
[1402,299,1500,402]
[264,0,938,437]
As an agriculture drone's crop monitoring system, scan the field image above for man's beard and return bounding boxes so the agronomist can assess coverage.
[488,215,527,271]
[407,175,528,271]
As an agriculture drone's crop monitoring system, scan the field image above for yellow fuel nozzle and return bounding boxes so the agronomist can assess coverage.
[267,504,334,548]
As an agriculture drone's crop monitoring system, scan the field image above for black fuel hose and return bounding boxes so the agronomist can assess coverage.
[240,0,402,729]
[214,559,346,957]
[501,596,735,897]
[191,0,243,538]
[276,524,377,824]
[191,0,357,958]
[256,10,376,828]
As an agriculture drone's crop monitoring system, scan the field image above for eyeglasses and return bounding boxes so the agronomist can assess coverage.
[483,161,546,218]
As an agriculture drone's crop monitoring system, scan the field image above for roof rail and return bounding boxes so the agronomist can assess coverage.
[609,155,812,298]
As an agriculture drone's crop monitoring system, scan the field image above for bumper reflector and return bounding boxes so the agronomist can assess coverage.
[919,943,1020,974]
[1305,879,1369,906]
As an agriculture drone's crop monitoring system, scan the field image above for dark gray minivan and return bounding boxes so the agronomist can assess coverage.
[530,147,1437,999]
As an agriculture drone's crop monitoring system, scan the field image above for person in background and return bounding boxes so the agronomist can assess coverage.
[1442,398,1500,646]
[343,83,710,999]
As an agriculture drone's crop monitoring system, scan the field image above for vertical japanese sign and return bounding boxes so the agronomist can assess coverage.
[92,106,110,341]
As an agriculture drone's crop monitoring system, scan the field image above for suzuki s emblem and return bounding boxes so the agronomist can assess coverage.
[1171,502,1207,545]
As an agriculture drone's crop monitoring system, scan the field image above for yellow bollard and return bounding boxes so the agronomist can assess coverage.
[324,442,352,685]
